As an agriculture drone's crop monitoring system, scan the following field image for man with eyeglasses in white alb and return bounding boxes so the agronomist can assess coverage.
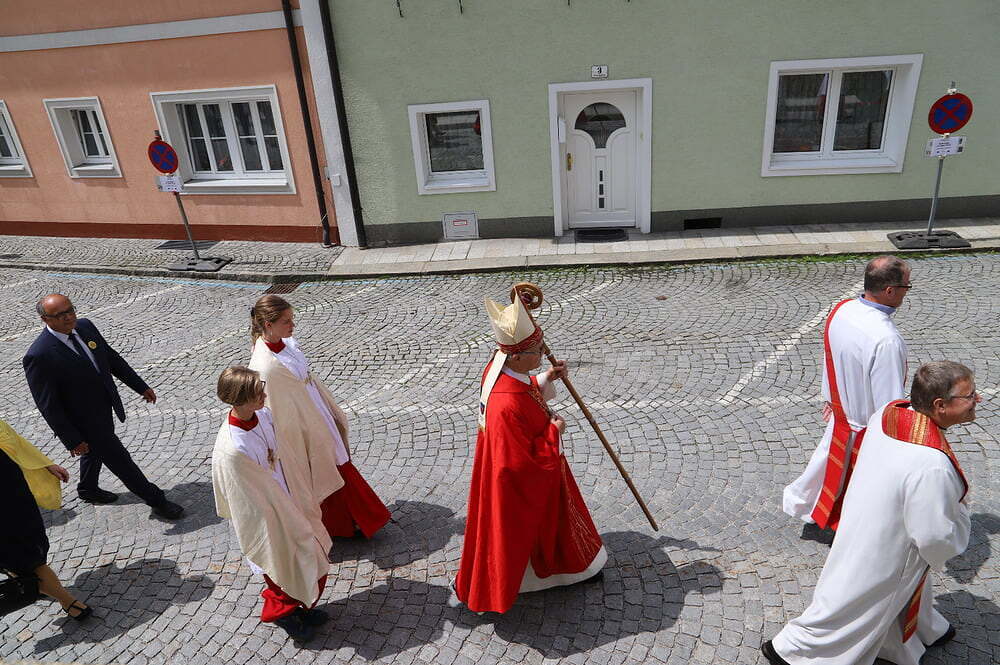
[764,360,975,665]
[783,255,913,531]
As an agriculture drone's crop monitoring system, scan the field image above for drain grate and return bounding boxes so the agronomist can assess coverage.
[0,253,23,260]
[263,282,301,294]
[155,239,219,251]
[575,228,627,242]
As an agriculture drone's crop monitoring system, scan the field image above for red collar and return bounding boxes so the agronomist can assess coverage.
[264,339,286,353]
[228,411,259,431]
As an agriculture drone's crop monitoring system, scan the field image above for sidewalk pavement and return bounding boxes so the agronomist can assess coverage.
[2,218,998,282]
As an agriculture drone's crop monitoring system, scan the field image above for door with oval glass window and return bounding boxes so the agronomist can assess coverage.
[563,91,637,228]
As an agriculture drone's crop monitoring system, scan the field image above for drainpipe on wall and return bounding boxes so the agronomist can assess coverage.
[281,0,334,247]
[317,0,368,247]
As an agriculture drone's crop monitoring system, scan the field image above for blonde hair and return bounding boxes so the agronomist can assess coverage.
[217,366,264,406]
[250,294,292,342]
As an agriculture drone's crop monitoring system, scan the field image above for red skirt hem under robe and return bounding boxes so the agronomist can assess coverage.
[320,461,390,539]
[260,574,327,622]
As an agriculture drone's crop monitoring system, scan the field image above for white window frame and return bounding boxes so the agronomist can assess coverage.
[408,100,496,195]
[761,54,923,177]
[70,109,112,163]
[0,100,32,177]
[43,97,121,178]
[149,85,295,195]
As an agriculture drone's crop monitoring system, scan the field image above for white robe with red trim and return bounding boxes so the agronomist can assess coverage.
[783,298,908,521]
[773,404,970,665]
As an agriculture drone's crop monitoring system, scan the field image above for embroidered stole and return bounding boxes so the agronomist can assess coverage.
[882,400,969,642]
[811,299,864,530]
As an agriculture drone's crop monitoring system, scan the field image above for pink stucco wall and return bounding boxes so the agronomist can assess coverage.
[0,1,298,37]
[0,25,330,241]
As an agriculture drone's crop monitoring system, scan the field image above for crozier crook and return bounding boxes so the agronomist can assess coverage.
[510,282,659,531]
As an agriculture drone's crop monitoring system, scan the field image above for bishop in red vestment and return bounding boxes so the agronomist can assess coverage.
[455,294,606,614]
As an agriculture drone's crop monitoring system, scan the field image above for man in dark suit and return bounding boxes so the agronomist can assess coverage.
[23,293,183,520]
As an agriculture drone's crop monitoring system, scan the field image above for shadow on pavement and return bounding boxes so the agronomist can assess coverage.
[33,558,213,653]
[328,499,464,570]
[488,531,723,657]
[160,481,223,536]
[311,530,722,660]
[922,590,1000,665]
[945,513,1000,584]
[42,506,77,529]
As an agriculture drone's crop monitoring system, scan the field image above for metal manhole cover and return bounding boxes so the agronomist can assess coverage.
[0,253,23,259]
[575,228,627,242]
[155,239,219,251]
[263,282,301,294]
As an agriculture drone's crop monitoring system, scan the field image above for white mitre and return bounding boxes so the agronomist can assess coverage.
[479,296,542,429]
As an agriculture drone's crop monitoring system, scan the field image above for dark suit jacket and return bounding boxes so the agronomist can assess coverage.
[23,318,149,451]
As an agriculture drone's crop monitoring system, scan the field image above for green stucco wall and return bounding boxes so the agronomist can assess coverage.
[329,0,999,229]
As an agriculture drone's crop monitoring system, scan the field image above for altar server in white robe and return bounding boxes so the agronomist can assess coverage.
[783,256,911,528]
[764,360,976,665]
[249,295,390,541]
[212,366,338,642]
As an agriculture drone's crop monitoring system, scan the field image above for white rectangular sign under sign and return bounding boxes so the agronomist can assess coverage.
[591,65,608,79]
[156,175,183,192]
[924,136,966,157]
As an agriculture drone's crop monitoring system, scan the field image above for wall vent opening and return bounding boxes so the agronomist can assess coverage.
[683,217,723,230]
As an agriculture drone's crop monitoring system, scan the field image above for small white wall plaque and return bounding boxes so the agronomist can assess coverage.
[591,65,609,79]
[442,211,479,240]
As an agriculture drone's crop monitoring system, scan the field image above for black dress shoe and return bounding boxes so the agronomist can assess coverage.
[78,488,118,504]
[274,612,315,642]
[761,640,791,665]
[151,500,184,520]
[929,624,956,647]
[295,607,329,626]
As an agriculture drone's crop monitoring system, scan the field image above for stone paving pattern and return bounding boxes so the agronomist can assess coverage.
[0,255,997,664]
[0,235,342,275]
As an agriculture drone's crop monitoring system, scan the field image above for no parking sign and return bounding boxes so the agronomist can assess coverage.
[928,93,973,134]
[147,139,179,174]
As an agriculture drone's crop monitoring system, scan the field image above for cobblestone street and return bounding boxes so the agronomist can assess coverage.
[0,255,997,665]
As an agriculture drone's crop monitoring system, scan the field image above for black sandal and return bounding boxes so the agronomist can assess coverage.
[64,600,92,621]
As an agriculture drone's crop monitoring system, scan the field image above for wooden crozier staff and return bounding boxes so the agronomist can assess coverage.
[510,282,659,531]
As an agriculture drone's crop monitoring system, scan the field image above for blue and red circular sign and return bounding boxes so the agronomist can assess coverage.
[147,139,179,174]
[928,93,973,134]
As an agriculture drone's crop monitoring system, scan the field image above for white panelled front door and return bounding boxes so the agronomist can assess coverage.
[562,90,638,228]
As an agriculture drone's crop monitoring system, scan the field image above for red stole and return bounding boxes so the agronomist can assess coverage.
[881,400,969,642]
[455,362,603,613]
[811,299,866,529]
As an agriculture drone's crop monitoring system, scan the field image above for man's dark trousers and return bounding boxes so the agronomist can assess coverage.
[23,318,165,506]
[76,394,164,504]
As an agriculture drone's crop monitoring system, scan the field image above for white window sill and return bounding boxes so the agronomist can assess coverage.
[0,163,32,177]
[70,163,119,178]
[418,175,495,195]
[181,177,291,195]
[763,156,901,177]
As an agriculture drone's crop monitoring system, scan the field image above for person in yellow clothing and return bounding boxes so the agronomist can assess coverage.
[0,419,92,620]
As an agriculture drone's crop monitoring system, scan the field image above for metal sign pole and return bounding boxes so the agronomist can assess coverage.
[925,153,945,236]
[172,191,202,261]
